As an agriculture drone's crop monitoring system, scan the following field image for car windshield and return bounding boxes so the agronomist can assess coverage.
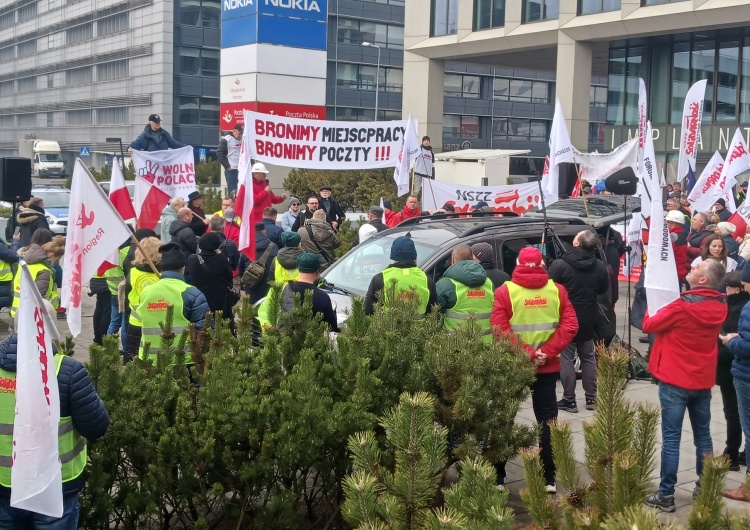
[38,153,62,163]
[322,235,437,296]
[34,191,69,208]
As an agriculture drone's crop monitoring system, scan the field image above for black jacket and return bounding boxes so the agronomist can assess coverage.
[477,262,510,290]
[364,261,438,316]
[188,205,207,237]
[718,291,750,386]
[0,334,109,498]
[16,205,50,247]
[186,250,235,319]
[281,282,340,332]
[548,248,610,341]
[317,196,345,227]
[169,219,198,259]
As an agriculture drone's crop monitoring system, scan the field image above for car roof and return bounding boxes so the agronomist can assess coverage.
[523,196,640,227]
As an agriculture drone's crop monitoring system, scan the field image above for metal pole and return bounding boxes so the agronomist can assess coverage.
[118,139,125,170]
[374,45,381,120]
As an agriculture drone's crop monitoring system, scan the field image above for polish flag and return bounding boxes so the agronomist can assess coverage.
[570,177,581,198]
[135,175,172,230]
[234,130,254,259]
[97,158,135,276]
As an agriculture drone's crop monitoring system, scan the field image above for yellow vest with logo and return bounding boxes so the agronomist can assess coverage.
[128,268,160,326]
[274,259,299,284]
[0,260,12,282]
[0,355,87,487]
[381,266,430,316]
[104,246,129,296]
[443,278,494,343]
[138,278,192,364]
[10,262,59,317]
[506,280,561,349]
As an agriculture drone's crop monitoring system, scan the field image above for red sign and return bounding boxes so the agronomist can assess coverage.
[220,102,326,129]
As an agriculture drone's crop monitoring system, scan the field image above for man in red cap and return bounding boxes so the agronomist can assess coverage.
[490,246,578,493]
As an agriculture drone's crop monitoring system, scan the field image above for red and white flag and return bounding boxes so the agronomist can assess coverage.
[11,263,62,517]
[677,80,707,183]
[542,99,575,205]
[234,131,254,259]
[716,128,749,212]
[393,115,420,197]
[637,78,648,172]
[61,159,133,336]
[131,146,197,199]
[688,151,724,213]
[134,175,172,230]
[97,158,136,276]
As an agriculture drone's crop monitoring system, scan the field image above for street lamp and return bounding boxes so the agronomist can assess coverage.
[105,137,125,169]
[362,42,381,121]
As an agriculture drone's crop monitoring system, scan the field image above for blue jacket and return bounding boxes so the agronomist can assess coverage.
[728,299,750,382]
[129,125,186,152]
[160,271,209,330]
[0,334,109,497]
[263,218,284,247]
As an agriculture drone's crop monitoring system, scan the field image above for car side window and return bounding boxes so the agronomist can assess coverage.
[426,238,498,283]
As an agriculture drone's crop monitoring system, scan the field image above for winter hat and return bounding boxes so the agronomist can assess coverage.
[473,201,489,210]
[320,186,332,192]
[158,242,186,271]
[725,271,743,289]
[718,222,737,236]
[517,246,543,267]
[297,252,321,273]
[280,231,301,248]
[716,198,727,208]
[390,236,417,262]
[134,228,157,241]
[198,232,222,253]
[471,242,494,264]
[382,199,392,210]
[289,196,300,205]
[369,205,384,216]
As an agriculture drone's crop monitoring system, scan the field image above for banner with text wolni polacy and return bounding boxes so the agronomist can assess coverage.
[245,110,408,170]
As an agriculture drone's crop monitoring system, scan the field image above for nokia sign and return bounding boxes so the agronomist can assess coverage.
[265,0,321,12]
[224,0,253,10]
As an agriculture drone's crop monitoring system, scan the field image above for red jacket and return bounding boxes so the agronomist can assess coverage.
[491,265,578,374]
[250,177,284,226]
[384,209,396,227]
[643,288,727,390]
[388,205,421,227]
[671,226,689,279]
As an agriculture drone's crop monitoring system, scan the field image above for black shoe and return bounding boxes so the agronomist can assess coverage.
[639,335,650,344]
[644,491,676,513]
[740,448,746,467]
[723,452,741,472]
[557,399,578,413]
[585,399,596,411]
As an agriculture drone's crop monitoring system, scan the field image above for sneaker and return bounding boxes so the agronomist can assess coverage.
[557,399,578,413]
[495,484,506,491]
[56,311,66,321]
[722,452,741,472]
[545,483,557,494]
[644,491,676,513]
[585,399,596,411]
[639,335,650,344]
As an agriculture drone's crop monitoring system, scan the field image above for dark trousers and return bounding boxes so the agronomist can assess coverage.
[125,323,142,363]
[495,372,558,485]
[93,291,112,346]
[719,376,743,457]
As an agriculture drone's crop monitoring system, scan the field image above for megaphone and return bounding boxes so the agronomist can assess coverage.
[604,167,638,195]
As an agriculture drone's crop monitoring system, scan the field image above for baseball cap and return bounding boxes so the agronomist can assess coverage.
[297,252,321,273]
[148,114,161,123]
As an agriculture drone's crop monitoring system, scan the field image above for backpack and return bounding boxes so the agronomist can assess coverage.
[242,244,276,290]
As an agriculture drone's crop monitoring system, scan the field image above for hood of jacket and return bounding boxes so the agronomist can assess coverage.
[169,219,191,236]
[16,205,45,225]
[19,244,51,266]
[277,247,302,269]
[510,263,550,289]
[306,218,334,237]
[561,248,598,272]
[141,124,169,143]
[0,333,17,372]
[442,260,488,288]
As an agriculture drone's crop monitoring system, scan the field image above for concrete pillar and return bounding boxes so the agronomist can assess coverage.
[555,33,592,150]
[403,52,445,150]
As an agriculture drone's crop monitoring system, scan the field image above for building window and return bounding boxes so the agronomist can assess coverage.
[590,86,607,108]
[47,73,54,88]
[523,0,558,22]
[0,12,14,29]
[642,0,686,4]
[715,40,738,122]
[179,47,219,77]
[741,37,750,124]
[66,23,93,45]
[17,40,36,57]
[97,60,128,81]
[17,2,37,22]
[180,0,220,29]
[336,63,403,92]
[48,34,55,49]
[336,18,404,50]
[17,76,35,92]
[48,0,54,8]
[66,109,92,125]
[97,13,129,36]
[589,122,606,144]
[445,74,481,98]
[443,115,481,139]
[0,81,12,95]
[578,0,619,15]
[432,0,458,37]
[66,66,92,85]
[18,114,36,127]
[0,46,13,62]
[492,118,548,141]
[47,112,54,127]
[0,115,13,127]
[474,0,505,30]
[178,96,219,126]
[493,77,549,102]
[332,107,374,121]
[97,107,128,125]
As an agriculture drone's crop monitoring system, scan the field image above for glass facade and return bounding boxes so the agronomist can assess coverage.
[523,0,558,23]
[432,0,458,36]
[578,0,619,15]
[474,0,505,30]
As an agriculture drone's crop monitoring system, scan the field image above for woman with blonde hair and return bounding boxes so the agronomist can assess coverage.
[124,237,161,363]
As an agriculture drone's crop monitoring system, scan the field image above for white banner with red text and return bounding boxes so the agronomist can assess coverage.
[420,179,541,215]
[131,146,198,200]
[244,110,408,170]
[677,79,707,183]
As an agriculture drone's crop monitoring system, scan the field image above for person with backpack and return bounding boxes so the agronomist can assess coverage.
[297,209,340,271]
[242,223,278,303]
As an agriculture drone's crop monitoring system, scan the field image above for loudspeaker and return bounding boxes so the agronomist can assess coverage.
[0,157,32,202]
[605,167,638,195]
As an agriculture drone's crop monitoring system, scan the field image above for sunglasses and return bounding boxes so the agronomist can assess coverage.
[291,202,299,205]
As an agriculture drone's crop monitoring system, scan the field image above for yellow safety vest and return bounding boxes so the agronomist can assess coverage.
[128,268,160,326]
[443,278,494,343]
[0,260,12,282]
[104,246,129,296]
[138,278,192,364]
[11,262,59,317]
[381,266,430,316]
[0,355,87,487]
[506,280,561,349]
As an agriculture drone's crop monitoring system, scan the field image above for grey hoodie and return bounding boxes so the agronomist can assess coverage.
[160,204,180,243]
[18,244,53,297]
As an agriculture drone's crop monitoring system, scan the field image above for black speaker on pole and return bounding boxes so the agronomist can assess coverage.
[604,167,638,195]
[0,157,32,202]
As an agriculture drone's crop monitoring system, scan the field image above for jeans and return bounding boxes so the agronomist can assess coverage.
[719,376,743,457]
[225,169,239,196]
[734,377,750,462]
[658,381,713,496]
[560,340,597,402]
[0,494,79,529]
[106,297,127,350]
[495,372,558,485]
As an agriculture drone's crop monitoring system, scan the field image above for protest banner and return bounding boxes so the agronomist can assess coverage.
[574,138,638,186]
[421,179,540,215]
[131,146,198,200]
[244,110,408,169]
[676,79,707,183]
[542,99,575,205]
[688,151,724,213]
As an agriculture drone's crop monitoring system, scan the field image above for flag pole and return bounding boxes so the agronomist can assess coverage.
[129,234,160,275]
[573,162,592,226]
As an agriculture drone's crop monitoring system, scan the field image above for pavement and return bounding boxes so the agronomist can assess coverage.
[1,280,749,525]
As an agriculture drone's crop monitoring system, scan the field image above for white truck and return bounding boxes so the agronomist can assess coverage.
[18,139,65,178]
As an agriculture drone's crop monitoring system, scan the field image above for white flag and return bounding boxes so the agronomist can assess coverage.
[61,159,133,336]
[643,124,680,315]
[11,263,62,517]
[543,99,575,205]
[688,151,724,214]
[637,121,659,223]
[715,128,749,212]
[676,80,707,183]
[393,115,420,197]
[234,128,254,258]
[574,138,638,186]
[637,78,648,172]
